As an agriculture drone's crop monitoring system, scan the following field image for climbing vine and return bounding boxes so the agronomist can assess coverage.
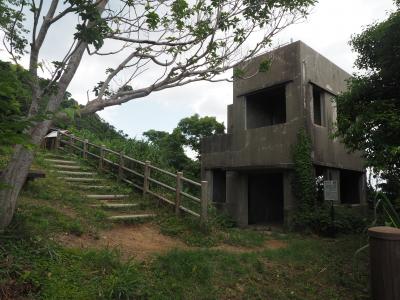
[291,128,316,212]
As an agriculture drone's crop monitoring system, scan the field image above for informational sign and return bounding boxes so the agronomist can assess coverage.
[324,180,338,202]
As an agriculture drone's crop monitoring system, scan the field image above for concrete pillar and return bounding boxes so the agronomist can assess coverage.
[283,171,296,225]
[204,169,214,205]
[226,171,248,227]
[359,172,367,206]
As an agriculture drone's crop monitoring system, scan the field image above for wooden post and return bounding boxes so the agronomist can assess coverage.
[143,161,151,196]
[99,144,105,171]
[118,151,124,181]
[69,134,75,155]
[83,139,88,159]
[175,172,183,215]
[55,130,60,149]
[369,226,400,300]
[200,181,208,223]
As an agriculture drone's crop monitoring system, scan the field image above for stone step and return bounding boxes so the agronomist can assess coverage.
[90,203,139,208]
[77,185,111,190]
[60,177,102,182]
[86,194,128,200]
[44,154,68,159]
[45,159,78,164]
[53,164,82,170]
[107,214,156,221]
[56,171,97,176]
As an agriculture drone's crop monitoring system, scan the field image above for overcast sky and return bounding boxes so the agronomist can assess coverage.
[2,0,397,138]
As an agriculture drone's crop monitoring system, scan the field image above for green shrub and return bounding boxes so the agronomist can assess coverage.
[291,205,368,236]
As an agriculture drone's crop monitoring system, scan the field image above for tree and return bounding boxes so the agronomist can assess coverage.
[177,113,224,159]
[143,128,190,171]
[0,0,315,229]
[143,114,224,178]
[335,5,400,194]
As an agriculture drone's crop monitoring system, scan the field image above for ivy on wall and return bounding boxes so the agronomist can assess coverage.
[291,128,317,212]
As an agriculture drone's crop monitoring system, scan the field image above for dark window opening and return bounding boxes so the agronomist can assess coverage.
[313,85,325,126]
[246,85,286,129]
[212,170,226,203]
[340,170,361,204]
[248,173,284,224]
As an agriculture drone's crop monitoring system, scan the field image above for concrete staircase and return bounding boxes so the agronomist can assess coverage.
[44,152,156,222]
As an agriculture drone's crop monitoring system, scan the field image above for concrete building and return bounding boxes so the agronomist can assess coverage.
[201,41,367,227]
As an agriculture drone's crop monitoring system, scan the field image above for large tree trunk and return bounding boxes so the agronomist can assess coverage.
[0,120,51,230]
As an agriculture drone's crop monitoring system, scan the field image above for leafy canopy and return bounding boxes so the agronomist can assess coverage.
[0,61,31,151]
[177,114,225,158]
[335,8,400,179]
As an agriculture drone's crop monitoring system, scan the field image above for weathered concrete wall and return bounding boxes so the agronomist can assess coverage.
[202,42,305,169]
[299,42,364,172]
[227,104,233,134]
[201,41,367,226]
[202,41,364,172]
[226,171,248,226]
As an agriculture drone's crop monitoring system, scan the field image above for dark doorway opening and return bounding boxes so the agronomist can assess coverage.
[246,85,286,129]
[212,169,226,204]
[340,170,361,204]
[248,173,284,224]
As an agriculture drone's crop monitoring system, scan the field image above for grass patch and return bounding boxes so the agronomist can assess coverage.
[157,209,269,248]
[0,149,370,299]
[14,201,84,236]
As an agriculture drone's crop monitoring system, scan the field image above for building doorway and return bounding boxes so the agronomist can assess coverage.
[248,173,284,224]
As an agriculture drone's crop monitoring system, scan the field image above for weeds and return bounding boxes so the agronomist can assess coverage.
[0,150,370,299]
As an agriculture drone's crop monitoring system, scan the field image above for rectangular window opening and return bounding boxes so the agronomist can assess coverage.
[246,85,286,129]
[340,170,362,204]
[313,85,325,126]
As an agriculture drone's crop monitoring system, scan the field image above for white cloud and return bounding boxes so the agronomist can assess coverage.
[1,0,396,137]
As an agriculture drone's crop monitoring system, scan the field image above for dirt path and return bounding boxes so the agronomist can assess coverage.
[56,224,286,261]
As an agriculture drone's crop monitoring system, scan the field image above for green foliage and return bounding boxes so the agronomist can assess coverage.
[335,9,400,185]
[158,210,267,248]
[143,128,191,171]
[290,129,368,235]
[16,203,84,236]
[0,0,28,59]
[291,129,316,212]
[0,61,31,152]
[259,59,271,73]
[374,192,400,228]
[233,67,245,79]
[177,113,225,158]
[291,205,368,235]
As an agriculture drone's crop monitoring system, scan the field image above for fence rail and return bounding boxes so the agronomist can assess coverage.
[56,131,208,222]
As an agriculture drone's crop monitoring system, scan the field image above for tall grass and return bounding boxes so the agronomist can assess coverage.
[373,192,400,228]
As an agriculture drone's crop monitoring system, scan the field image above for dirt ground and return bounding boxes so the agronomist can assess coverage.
[56,224,287,261]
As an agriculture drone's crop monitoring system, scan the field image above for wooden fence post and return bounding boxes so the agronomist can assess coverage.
[143,161,151,196]
[69,134,75,155]
[99,145,105,171]
[201,181,208,223]
[118,151,124,181]
[175,172,183,215]
[83,139,88,159]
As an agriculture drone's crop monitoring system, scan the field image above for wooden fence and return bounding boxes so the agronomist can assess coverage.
[56,131,209,222]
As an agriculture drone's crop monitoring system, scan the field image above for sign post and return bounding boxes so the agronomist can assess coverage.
[324,180,338,237]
